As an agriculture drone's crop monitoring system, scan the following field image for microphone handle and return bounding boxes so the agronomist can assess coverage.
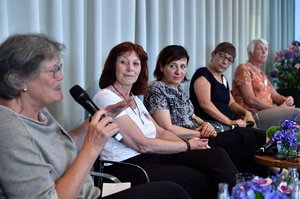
[259,140,275,153]
[85,100,99,114]
[70,86,122,141]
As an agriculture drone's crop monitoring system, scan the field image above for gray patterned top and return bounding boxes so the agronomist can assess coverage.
[144,81,199,129]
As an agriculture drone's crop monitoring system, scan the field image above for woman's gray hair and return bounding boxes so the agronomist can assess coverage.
[0,33,65,99]
[247,38,268,58]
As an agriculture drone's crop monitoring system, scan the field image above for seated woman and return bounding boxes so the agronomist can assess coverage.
[144,44,267,176]
[189,42,255,128]
[0,33,193,199]
[232,38,300,130]
[93,41,238,199]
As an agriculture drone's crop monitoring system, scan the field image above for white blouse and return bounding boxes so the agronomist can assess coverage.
[93,88,156,162]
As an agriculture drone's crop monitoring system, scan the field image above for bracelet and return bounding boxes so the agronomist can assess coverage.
[181,138,191,151]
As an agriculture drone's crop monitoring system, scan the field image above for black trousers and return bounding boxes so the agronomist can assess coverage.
[103,147,237,199]
[208,127,268,176]
[102,181,192,199]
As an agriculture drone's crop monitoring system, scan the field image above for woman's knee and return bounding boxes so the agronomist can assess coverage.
[147,165,213,199]
[208,147,230,157]
[150,181,192,199]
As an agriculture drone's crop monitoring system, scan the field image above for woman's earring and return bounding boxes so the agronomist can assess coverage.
[23,88,27,92]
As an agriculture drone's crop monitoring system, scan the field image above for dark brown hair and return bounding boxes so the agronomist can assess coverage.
[99,41,148,95]
[154,45,189,81]
[213,42,236,61]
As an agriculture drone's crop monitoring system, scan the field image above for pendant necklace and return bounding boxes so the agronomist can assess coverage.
[112,84,145,124]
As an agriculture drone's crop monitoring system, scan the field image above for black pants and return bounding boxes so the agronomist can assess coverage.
[208,127,268,176]
[102,181,192,199]
[103,147,237,199]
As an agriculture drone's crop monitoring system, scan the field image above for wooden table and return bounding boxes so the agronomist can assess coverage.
[254,155,300,169]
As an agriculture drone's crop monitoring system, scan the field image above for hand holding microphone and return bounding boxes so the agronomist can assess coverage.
[69,84,127,141]
[231,121,255,129]
[246,121,255,127]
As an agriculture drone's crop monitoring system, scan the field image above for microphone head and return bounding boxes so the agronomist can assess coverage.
[69,84,87,103]
[69,84,99,115]
[69,84,123,141]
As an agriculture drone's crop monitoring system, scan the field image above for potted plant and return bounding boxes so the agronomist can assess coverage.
[270,41,300,107]
[266,115,300,160]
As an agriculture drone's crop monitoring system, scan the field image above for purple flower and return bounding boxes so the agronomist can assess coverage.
[277,182,293,194]
[271,117,300,147]
[253,176,272,186]
[264,191,289,199]
[271,41,300,90]
[269,70,278,78]
[231,181,256,199]
[292,114,298,122]
[273,131,285,142]
[274,52,283,62]
[282,49,294,60]
[231,174,292,199]
[251,181,272,193]
[273,130,298,147]
[281,119,295,130]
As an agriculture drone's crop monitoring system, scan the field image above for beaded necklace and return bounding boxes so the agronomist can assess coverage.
[112,84,145,124]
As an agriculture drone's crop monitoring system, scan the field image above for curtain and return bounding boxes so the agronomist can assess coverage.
[0,0,295,130]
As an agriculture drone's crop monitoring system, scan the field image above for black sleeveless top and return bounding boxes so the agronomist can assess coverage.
[189,67,234,122]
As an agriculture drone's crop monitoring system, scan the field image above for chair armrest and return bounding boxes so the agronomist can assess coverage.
[90,171,121,183]
[93,157,150,188]
[100,160,150,183]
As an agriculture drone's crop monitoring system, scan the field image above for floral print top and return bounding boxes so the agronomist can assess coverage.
[144,81,200,129]
[232,63,272,112]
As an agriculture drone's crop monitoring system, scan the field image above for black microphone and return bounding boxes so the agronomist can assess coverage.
[231,124,239,129]
[69,84,123,141]
[69,85,99,114]
[231,121,255,129]
[246,121,255,127]
[257,139,276,153]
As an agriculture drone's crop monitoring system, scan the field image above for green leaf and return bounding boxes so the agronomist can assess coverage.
[266,126,280,138]
[255,191,264,199]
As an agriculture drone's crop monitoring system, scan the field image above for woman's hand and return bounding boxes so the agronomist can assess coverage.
[275,94,295,108]
[231,119,246,127]
[284,96,295,107]
[83,110,120,156]
[196,122,217,138]
[279,101,295,108]
[58,110,120,199]
[243,111,257,127]
[244,111,254,121]
[105,97,134,118]
[189,138,210,150]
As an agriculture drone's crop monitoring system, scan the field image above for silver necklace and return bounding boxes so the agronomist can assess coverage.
[112,84,145,124]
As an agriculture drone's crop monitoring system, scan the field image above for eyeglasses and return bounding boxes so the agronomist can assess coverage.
[218,52,234,64]
[42,63,63,78]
